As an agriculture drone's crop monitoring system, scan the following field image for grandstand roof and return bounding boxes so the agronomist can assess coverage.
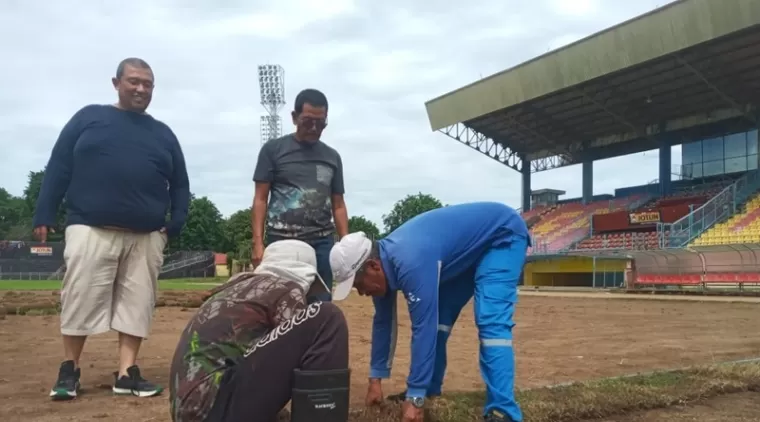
[532,188,565,195]
[425,0,760,173]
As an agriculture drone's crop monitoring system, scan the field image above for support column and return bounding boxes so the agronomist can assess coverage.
[659,138,672,196]
[582,160,593,204]
[521,156,531,211]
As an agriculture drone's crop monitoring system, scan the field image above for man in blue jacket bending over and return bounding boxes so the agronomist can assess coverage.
[329,202,529,422]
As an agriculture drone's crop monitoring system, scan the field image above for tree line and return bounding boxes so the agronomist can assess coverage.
[0,170,445,264]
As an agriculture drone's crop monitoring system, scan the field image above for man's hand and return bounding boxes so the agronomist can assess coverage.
[365,378,384,406]
[252,240,264,268]
[401,400,424,422]
[158,227,169,249]
[33,226,52,243]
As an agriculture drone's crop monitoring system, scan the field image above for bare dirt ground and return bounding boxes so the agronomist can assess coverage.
[1,291,759,421]
[593,391,760,421]
[519,290,760,303]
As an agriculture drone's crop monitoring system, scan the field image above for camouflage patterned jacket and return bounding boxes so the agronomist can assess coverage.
[169,272,306,421]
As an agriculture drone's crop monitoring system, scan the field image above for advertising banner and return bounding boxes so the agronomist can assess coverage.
[628,211,661,225]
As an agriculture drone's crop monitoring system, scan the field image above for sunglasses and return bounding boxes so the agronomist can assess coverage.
[300,117,327,130]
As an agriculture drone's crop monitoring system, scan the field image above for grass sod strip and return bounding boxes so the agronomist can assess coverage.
[345,360,760,422]
[0,278,224,291]
[0,289,213,316]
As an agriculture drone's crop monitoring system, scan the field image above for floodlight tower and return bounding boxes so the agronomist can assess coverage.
[259,115,282,143]
[257,64,286,146]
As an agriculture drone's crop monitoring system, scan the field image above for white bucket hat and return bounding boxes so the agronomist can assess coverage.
[329,232,373,301]
[254,239,329,297]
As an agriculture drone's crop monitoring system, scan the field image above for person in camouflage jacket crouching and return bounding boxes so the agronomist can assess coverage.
[169,239,349,422]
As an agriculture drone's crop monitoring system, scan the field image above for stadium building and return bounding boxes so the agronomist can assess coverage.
[424,0,760,292]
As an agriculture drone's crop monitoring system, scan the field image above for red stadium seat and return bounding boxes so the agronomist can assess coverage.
[685,274,702,284]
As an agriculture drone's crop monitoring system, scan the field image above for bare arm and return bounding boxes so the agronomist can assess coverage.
[252,141,275,246]
[331,153,348,239]
[252,182,271,245]
[332,193,349,239]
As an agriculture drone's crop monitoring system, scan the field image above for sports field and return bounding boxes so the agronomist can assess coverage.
[1,285,759,421]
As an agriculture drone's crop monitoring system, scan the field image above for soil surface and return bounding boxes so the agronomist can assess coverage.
[1,291,759,421]
[593,391,760,421]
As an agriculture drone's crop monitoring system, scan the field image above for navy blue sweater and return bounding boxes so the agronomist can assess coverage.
[33,104,190,237]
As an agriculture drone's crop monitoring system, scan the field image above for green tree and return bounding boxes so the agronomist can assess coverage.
[22,169,66,240]
[23,170,44,215]
[382,193,444,234]
[0,188,29,239]
[348,215,381,240]
[222,208,254,262]
[172,195,225,251]
[223,208,252,250]
[0,188,15,237]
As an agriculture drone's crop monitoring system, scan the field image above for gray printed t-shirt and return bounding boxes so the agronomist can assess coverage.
[253,134,344,239]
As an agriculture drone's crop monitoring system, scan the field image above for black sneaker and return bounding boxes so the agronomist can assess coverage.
[484,409,515,422]
[112,365,163,397]
[49,360,81,400]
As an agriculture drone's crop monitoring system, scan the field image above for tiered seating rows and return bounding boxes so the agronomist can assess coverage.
[574,183,731,250]
[528,195,643,253]
[692,191,760,246]
[520,204,551,221]
[634,181,731,212]
[575,231,667,250]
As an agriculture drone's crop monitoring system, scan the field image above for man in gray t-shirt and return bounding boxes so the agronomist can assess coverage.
[252,89,349,301]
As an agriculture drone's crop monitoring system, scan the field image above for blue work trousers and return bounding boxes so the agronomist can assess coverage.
[430,235,527,421]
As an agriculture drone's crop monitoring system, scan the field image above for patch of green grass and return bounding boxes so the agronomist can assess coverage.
[0,280,62,290]
[346,361,760,422]
[160,279,225,290]
[0,277,224,291]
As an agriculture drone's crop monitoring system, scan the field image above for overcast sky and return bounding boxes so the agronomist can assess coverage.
[0,0,679,227]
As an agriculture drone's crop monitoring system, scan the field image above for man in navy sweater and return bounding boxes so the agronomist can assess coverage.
[33,58,190,401]
[330,202,530,422]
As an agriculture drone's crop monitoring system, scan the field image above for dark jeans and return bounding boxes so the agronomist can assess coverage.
[205,302,349,422]
[267,234,335,302]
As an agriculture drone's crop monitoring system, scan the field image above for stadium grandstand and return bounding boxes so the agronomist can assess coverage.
[424,0,760,293]
[0,240,216,280]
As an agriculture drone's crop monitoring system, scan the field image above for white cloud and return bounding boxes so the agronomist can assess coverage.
[1,0,674,229]
[549,0,600,18]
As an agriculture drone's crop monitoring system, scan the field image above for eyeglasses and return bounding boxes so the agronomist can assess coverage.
[300,117,327,130]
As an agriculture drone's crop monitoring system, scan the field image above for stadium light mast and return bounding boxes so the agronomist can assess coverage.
[257,64,286,146]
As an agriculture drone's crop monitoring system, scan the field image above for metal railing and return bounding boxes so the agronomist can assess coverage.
[659,170,760,248]
[0,251,214,280]
[0,272,63,280]
[734,168,760,207]
[160,252,212,274]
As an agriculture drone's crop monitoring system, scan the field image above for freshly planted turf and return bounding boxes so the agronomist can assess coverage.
[345,361,760,422]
